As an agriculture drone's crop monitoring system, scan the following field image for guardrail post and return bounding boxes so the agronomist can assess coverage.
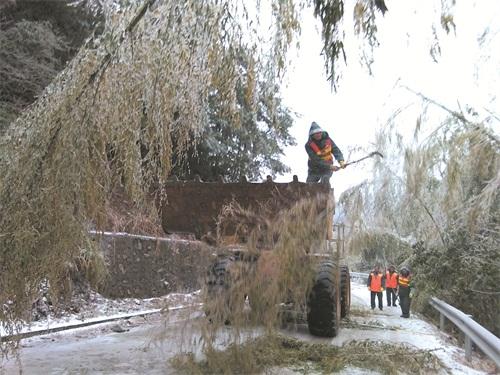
[464,314,473,361]
[439,312,445,331]
[465,335,472,361]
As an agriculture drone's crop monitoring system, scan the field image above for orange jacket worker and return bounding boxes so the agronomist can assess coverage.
[367,266,385,311]
[385,265,399,307]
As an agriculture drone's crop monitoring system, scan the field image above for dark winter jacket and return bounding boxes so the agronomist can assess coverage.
[305,132,344,174]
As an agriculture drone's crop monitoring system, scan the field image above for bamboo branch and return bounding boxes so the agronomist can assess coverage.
[78,0,157,100]
[403,86,500,147]
[383,166,447,247]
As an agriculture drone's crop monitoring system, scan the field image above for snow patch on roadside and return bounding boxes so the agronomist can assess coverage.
[1,290,201,337]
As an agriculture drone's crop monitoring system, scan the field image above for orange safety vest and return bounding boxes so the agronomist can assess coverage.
[369,272,383,292]
[386,271,398,288]
[399,276,410,287]
[308,139,333,164]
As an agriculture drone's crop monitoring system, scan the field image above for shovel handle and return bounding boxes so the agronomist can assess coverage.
[334,151,384,171]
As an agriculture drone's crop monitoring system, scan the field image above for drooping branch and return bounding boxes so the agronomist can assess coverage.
[403,86,500,147]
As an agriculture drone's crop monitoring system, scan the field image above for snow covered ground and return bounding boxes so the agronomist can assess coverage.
[1,291,201,338]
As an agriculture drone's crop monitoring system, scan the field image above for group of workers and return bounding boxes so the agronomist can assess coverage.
[367,265,413,318]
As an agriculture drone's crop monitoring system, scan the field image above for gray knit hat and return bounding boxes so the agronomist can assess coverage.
[309,121,323,136]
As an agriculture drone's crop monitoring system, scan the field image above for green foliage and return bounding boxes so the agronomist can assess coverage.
[350,231,413,271]
[312,0,346,86]
[312,0,390,85]
[411,232,500,336]
[173,51,296,181]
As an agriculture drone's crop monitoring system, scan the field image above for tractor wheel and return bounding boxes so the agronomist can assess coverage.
[205,256,234,323]
[307,260,337,337]
[340,265,351,318]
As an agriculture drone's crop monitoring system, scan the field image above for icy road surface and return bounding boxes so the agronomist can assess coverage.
[283,282,493,375]
[1,308,205,374]
[1,281,494,374]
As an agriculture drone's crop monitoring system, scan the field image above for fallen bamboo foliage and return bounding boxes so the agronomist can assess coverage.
[171,334,446,374]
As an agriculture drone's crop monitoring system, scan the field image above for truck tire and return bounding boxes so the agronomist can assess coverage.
[307,260,337,337]
[205,256,234,323]
[340,265,351,318]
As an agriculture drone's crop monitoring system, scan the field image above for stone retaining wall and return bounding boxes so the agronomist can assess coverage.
[93,232,213,298]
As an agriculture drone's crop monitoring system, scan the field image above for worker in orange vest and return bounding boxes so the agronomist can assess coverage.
[367,265,385,310]
[398,267,413,318]
[385,265,399,307]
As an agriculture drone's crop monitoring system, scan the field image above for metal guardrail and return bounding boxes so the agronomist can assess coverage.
[429,297,500,367]
[350,272,369,281]
[1,303,203,342]
[350,272,500,366]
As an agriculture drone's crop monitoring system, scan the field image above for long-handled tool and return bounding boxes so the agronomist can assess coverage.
[333,151,384,171]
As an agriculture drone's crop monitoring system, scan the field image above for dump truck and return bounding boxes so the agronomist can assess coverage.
[160,175,350,337]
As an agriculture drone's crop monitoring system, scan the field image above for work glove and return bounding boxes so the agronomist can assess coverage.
[339,160,346,169]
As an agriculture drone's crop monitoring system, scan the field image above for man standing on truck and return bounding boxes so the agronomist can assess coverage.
[385,265,399,307]
[367,265,385,310]
[305,121,345,185]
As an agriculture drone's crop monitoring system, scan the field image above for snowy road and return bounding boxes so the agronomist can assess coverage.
[1,308,203,374]
[1,282,494,374]
[332,283,492,374]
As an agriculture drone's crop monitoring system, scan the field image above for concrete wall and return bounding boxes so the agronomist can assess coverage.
[94,232,213,298]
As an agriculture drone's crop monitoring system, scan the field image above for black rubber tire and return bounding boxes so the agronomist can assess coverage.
[307,260,337,337]
[340,265,351,318]
[205,256,234,323]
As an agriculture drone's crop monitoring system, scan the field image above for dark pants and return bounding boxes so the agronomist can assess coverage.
[386,287,397,306]
[399,287,411,317]
[370,291,383,310]
[306,171,332,185]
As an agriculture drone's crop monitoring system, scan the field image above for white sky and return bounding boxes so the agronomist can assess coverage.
[275,1,500,197]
